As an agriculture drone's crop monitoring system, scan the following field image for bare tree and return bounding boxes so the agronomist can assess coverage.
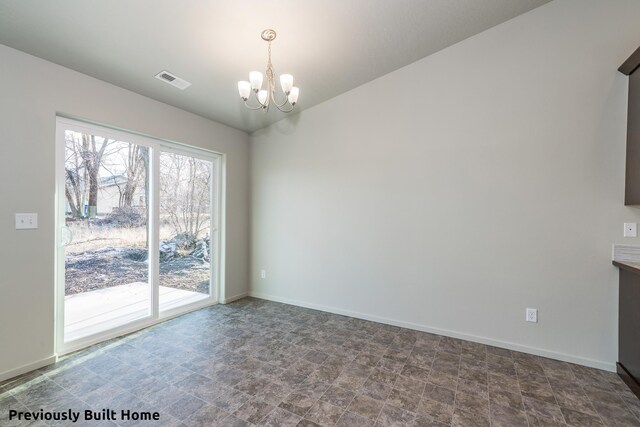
[64,131,120,219]
[64,132,87,218]
[160,153,211,243]
[81,134,111,218]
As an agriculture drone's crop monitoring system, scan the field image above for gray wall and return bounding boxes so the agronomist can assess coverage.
[0,44,250,377]
[251,0,640,370]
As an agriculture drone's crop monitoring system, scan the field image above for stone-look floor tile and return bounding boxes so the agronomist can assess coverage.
[321,386,356,410]
[452,406,489,427]
[423,384,455,406]
[360,379,392,402]
[426,371,458,391]
[347,394,385,420]
[306,366,340,384]
[394,376,426,396]
[377,358,405,373]
[334,373,367,390]
[296,379,331,399]
[489,388,523,411]
[526,413,566,427]
[591,400,640,427]
[185,404,231,427]
[488,373,520,394]
[411,415,448,427]
[279,392,318,417]
[3,299,638,427]
[386,388,421,413]
[335,411,374,427]
[255,382,291,406]
[369,369,399,387]
[458,366,488,385]
[623,396,640,421]
[416,398,454,425]
[259,407,302,427]
[561,407,604,427]
[211,389,253,413]
[401,365,430,382]
[490,403,528,427]
[521,385,557,404]
[406,353,434,370]
[354,353,382,368]
[234,399,275,424]
[296,418,323,426]
[523,396,565,423]
[584,386,627,407]
[376,403,416,426]
[166,395,206,420]
[555,390,597,415]
[304,400,344,426]
[304,351,329,365]
[458,379,488,400]
[234,375,272,396]
[455,391,490,417]
[218,414,252,427]
[487,346,512,358]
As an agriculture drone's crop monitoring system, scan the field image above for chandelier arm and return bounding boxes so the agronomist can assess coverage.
[274,103,295,113]
[243,99,266,110]
[271,91,291,108]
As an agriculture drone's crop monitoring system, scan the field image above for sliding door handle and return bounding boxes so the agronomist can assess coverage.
[60,226,73,246]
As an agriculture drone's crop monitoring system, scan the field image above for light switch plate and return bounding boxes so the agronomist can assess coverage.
[15,213,38,229]
[624,223,637,238]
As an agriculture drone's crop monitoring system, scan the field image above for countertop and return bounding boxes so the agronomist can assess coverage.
[613,260,640,275]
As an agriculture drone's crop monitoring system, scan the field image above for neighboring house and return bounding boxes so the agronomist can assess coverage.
[65,174,146,216]
[97,175,146,215]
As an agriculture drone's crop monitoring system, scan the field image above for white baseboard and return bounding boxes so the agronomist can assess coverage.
[249,291,615,372]
[0,355,57,383]
[220,292,248,304]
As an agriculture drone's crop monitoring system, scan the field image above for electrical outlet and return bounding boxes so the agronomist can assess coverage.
[260,269,266,279]
[624,223,637,238]
[526,308,538,323]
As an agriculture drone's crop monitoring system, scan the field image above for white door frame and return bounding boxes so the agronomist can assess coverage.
[55,116,225,355]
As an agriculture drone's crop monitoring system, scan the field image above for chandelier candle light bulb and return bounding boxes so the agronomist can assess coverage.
[249,71,263,91]
[238,81,251,100]
[237,29,299,112]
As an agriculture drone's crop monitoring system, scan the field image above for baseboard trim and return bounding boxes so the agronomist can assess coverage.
[249,291,615,372]
[0,355,57,383]
[220,292,248,304]
[617,362,640,400]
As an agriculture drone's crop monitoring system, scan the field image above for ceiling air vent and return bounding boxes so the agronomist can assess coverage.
[154,70,191,90]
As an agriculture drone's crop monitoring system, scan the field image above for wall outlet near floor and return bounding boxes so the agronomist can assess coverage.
[260,269,266,279]
[624,223,638,238]
[526,308,538,323]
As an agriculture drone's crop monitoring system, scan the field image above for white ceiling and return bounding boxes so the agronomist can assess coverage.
[0,0,551,133]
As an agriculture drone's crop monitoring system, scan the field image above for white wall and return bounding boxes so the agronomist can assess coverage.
[251,0,640,370]
[0,44,250,378]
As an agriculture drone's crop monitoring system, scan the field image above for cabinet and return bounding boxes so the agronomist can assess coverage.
[620,47,640,205]
[612,261,640,399]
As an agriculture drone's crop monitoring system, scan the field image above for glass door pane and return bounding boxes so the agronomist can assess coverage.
[63,130,151,342]
[158,151,214,311]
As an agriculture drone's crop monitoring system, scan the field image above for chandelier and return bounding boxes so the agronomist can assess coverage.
[237,29,299,113]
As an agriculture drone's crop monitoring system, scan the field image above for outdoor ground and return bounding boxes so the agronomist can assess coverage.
[64,222,210,295]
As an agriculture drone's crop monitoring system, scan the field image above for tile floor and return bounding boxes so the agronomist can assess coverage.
[1,297,639,426]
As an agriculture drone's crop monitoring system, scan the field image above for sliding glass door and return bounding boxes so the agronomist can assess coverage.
[61,129,152,342]
[158,150,216,312]
[56,117,222,354]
